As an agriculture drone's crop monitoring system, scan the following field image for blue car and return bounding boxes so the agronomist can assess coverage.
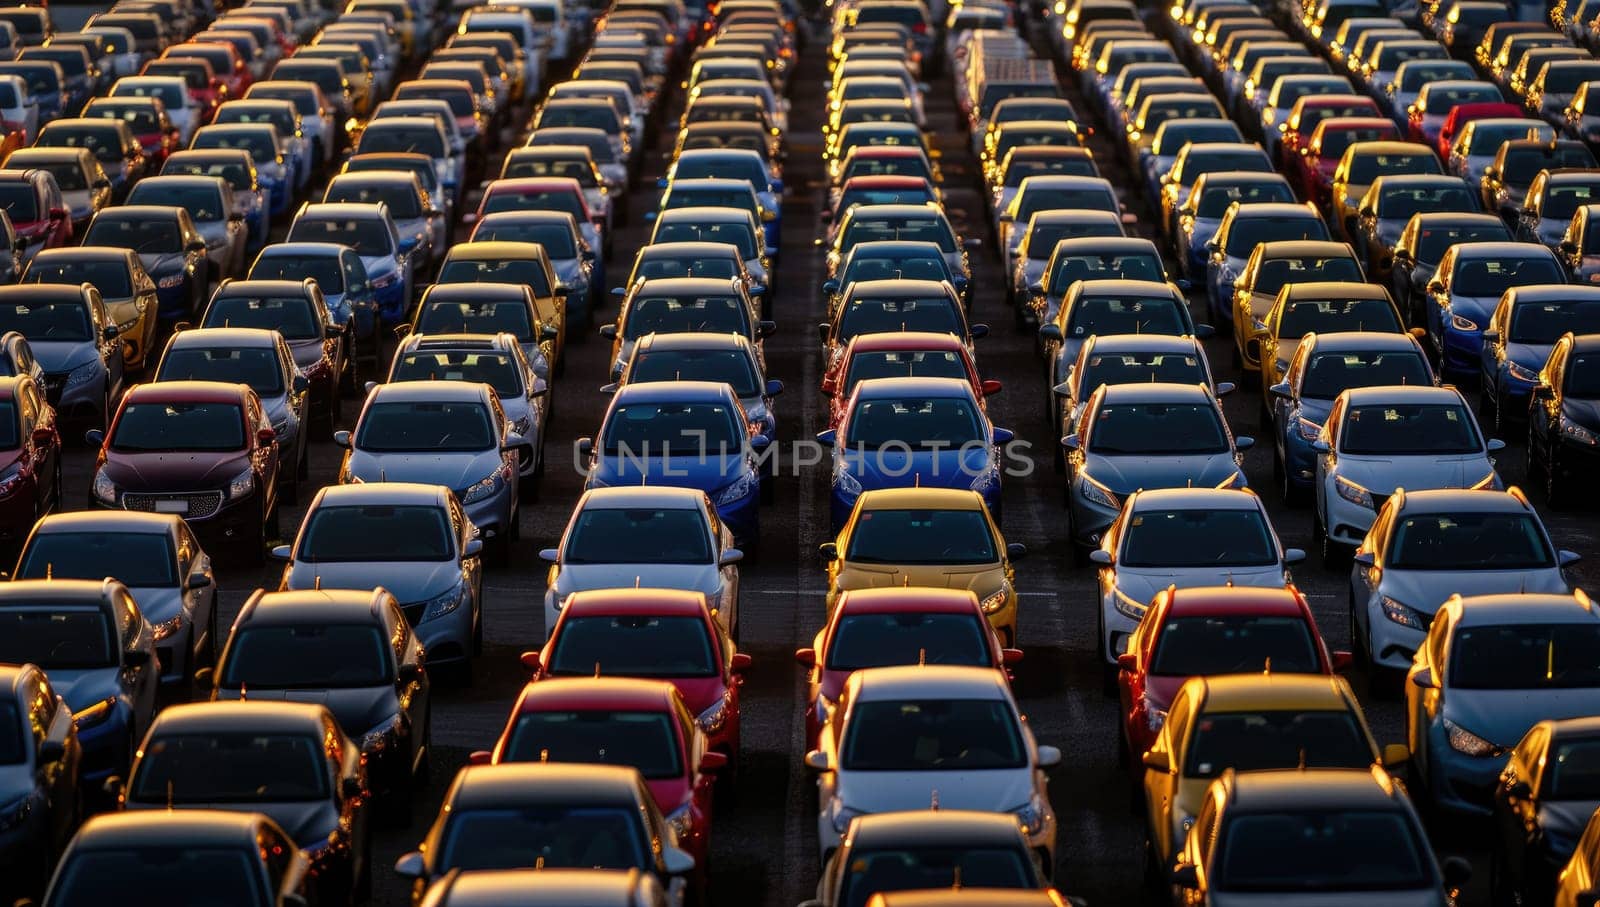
[1268,332,1436,503]
[0,579,159,795]
[819,376,1012,532]
[1480,286,1600,430]
[286,202,410,324]
[1424,242,1567,383]
[579,380,768,548]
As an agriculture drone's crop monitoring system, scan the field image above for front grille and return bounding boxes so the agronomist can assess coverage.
[400,602,425,625]
[43,373,64,405]
[122,491,224,519]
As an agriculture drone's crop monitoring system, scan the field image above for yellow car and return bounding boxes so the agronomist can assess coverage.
[820,487,1024,646]
[1253,280,1410,401]
[1140,673,1407,875]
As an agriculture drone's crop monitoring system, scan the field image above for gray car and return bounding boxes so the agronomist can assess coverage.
[273,482,484,674]
[12,511,216,689]
[125,175,246,282]
[1407,590,1600,818]
[538,485,742,641]
[0,283,123,431]
[335,380,518,563]
[612,331,781,442]
[1062,382,1251,560]
[1351,487,1578,677]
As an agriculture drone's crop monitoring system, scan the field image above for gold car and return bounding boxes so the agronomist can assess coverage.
[1140,673,1407,874]
[1252,280,1410,403]
[820,487,1024,646]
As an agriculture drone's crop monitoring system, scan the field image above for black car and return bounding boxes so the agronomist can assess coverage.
[0,664,80,903]
[198,279,346,437]
[117,701,372,906]
[1528,330,1600,503]
[207,587,431,812]
[81,205,209,322]
[1493,716,1600,906]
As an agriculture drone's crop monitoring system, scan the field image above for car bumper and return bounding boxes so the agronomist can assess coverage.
[715,485,760,546]
[1323,487,1377,546]
[462,487,514,544]
[1068,483,1120,546]
[1101,592,1140,665]
[407,588,475,665]
[1441,324,1485,377]
[1427,728,1507,816]
[1366,597,1427,669]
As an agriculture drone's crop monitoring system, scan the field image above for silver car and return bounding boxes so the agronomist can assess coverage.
[273,482,484,674]
[125,175,246,282]
[1352,487,1578,676]
[538,486,742,640]
[335,381,518,563]
[1314,385,1503,562]
[1091,487,1301,682]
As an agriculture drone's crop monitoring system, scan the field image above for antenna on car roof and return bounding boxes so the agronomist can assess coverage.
[951,864,961,890]
[44,563,50,580]
[167,780,173,811]
[541,747,550,763]
[314,575,322,590]
[930,788,939,811]
[1263,657,1271,675]
[1297,747,1306,771]
[918,647,926,666]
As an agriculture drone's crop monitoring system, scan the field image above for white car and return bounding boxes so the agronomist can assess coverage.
[807,665,1059,870]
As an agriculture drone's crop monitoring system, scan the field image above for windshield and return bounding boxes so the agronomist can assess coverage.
[27,260,131,298]
[1185,709,1373,777]
[504,711,682,778]
[1543,64,1600,93]
[287,218,391,256]
[111,401,244,452]
[1468,123,1553,154]
[842,217,954,252]
[437,257,553,296]
[250,254,343,294]
[0,183,35,221]
[1511,299,1600,343]
[1545,182,1600,220]
[88,105,158,133]
[204,296,318,340]
[1389,512,1553,569]
[845,508,995,565]
[563,507,712,565]
[416,300,534,341]
[1066,295,1188,336]
[392,350,521,397]
[1079,350,1205,392]
[602,401,740,456]
[844,395,982,449]
[1568,352,1600,396]
[131,732,328,803]
[1090,402,1228,454]
[298,504,454,562]
[1348,152,1439,184]
[438,806,647,873]
[1452,624,1600,689]
[842,698,1024,770]
[1504,147,1597,183]
[1416,222,1509,263]
[193,132,274,164]
[1339,402,1480,454]
[1424,85,1499,113]
[51,851,264,907]
[1017,186,1115,220]
[838,296,962,341]
[359,125,444,157]
[1121,507,1276,568]
[0,607,114,669]
[844,349,967,394]
[1300,350,1432,399]
[1279,297,1401,337]
[473,221,578,258]
[1195,181,1295,218]
[1545,739,1600,799]
[1379,184,1478,219]
[158,347,283,396]
[31,161,86,191]
[1254,255,1363,296]
[115,81,184,109]
[1150,614,1320,675]
[505,157,599,187]
[222,624,391,689]
[631,348,758,397]
[654,221,757,257]
[1215,810,1430,892]
[0,296,89,342]
[842,156,931,181]
[326,182,420,219]
[837,848,1033,907]
[41,126,121,163]
[828,612,990,671]
[671,158,765,184]
[483,187,583,221]
[127,184,224,222]
[550,615,717,677]
[1048,253,1165,291]
[1316,125,1393,159]
[634,253,737,282]
[622,294,746,340]
[1003,155,1099,185]
[355,400,494,452]
[17,531,176,586]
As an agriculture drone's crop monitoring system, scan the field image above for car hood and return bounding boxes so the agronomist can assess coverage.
[1335,452,1493,494]
[836,766,1035,815]
[103,450,251,491]
[288,338,326,371]
[43,666,124,711]
[844,447,992,493]
[346,449,500,491]
[836,561,1003,594]
[1087,453,1241,496]
[286,558,460,604]
[594,453,743,493]
[1508,340,1555,373]
[215,685,398,741]
[127,585,184,625]
[1382,566,1567,616]
[1564,397,1600,431]
[1296,397,1335,426]
[1113,565,1286,613]
[1449,295,1499,324]
[554,563,721,598]
[1445,688,1600,749]
[30,339,98,374]
[126,797,336,848]
[141,251,187,276]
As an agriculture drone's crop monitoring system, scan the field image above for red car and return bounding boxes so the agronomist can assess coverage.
[0,373,60,552]
[1436,101,1524,159]
[0,168,71,260]
[794,588,1021,751]
[474,677,723,881]
[142,57,227,124]
[81,97,182,169]
[1114,585,1350,765]
[1277,94,1383,171]
[165,42,251,100]
[821,330,998,429]
[831,174,941,217]
[522,588,750,781]
[1295,116,1402,209]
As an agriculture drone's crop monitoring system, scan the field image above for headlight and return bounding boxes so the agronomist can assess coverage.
[1508,360,1539,382]
[150,613,183,641]
[979,587,1008,614]
[64,361,100,390]
[830,801,864,834]
[1079,474,1119,510]
[1296,415,1323,441]
[509,414,532,436]
[1450,312,1479,332]
[1219,264,1237,282]
[227,467,254,501]
[360,716,401,752]
[1444,718,1502,757]
[713,469,759,506]
[664,803,695,843]
[835,467,862,497]
[1113,586,1148,621]
[74,697,117,730]
[1381,595,1426,630]
[156,271,185,289]
[1012,793,1048,835]
[1561,414,1599,445]
[1335,474,1373,508]
[460,471,501,504]
[697,693,731,735]
[0,794,32,834]
[92,469,117,504]
[420,585,465,622]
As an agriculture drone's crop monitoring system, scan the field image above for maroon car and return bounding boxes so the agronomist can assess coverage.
[0,168,70,263]
[82,97,183,170]
[86,380,279,562]
[0,373,60,551]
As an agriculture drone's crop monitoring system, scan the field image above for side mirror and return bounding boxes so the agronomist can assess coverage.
[804,749,831,771]
[396,663,420,684]
[84,428,104,447]
[699,751,728,772]
[541,325,560,340]
[576,437,594,458]
[817,322,831,343]
[1534,384,1556,400]
[467,750,492,765]
[185,571,212,590]
[394,852,426,879]
[1142,748,1172,773]
[1036,744,1062,769]
[124,649,150,667]
[292,374,309,393]
[962,237,982,250]
[29,426,51,447]
[1234,435,1255,452]
[1311,438,1332,453]
[1117,652,1137,672]
[992,427,1014,445]
[332,430,351,448]
[538,547,560,563]
[37,739,64,763]
[817,541,838,560]
[719,548,744,567]
[1331,650,1354,672]
[256,427,276,447]
[794,647,816,668]
[187,239,207,253]
[1061,434,1080,451]
[269,544,292,562]
[1006,542,1027,561]
[47,206,67,221]
[1353,551,1375,568]
[598,324,618,339]
[101,325,118,340]
[1561,549,1583,568]
[1088,548,1113,566]
[765,379,783,397]
[1002,648,1024,666]
[341,777,362,799]
[1562,239,1579,254]
[1487,438,1506,453]
[1284,548,1306,566]
[730,653,752,672]
[757,320,777,338]
[610,286,626,297]
[1267,380,1293,401]
[815,429,836,447]
[463,538,484,558]
[1411,666,1435,688]
[821,278,840,295]
[1482,328,1500,343]
[1038,323,1063,342]
[1442,855,1472,887]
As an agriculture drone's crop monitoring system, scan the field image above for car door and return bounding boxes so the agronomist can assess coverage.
[388,597,427,770]
[248,394,278,510]
[115,587,157,735]
[18,379,53,507]
[28,672,77,848]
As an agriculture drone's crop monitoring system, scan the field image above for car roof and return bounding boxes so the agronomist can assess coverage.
[856,486,989,512]
[239,588,389,626]
[0,578,113,606]
[166,326,280,349]
[444,240,550,261]
[638,241,739,258]
[1051,237,1160,254]
[655,206,754,223]
[0,284,89,303]
[450,764,640,810]
[513,676,679,713]
[1165,585,1310,619]
[849,810,1028,848]
[1305,330,1424,352]
[257,241,351,257]
[366,380,489,403]
[8,147,92,164]
[311,481,449,508]
[423,868,651,907]
[564,587,709,616]
[845,278,953,298]
[611,379,736,403]
[1224,768,1401,812]
[298,202,386,219]
[32,246,134,265]
[1255,240,1353,257]
[836,587,983,615]
[634,332,752,354]
[869,891,1068,907]
[125,379,249,405]
[634,276,739,293]
[1099,381,1212,403]
[850,664,1009,700]
[1130,487,1259,510]
[71,810,277,850]
[1196,673,1353,710]
[1083,334,1200,354]
[217,279,312,297]
[847,330,966,352]
[1453,591,1599,626]
[148,700,329,735]
[1347,140,1434,156]
[1280,280,1388,299]
[1339,384,1461,405]
[31,510,179,535]
[1229,203,1319,219]
[852,376,972,398]
[1506,285,1600,303]
[1395,487,1532,514]
[575,486,705,512]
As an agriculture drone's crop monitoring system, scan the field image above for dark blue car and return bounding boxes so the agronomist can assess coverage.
[579,380,768,548]
[820,376,1012,532]
[1480,285,1600,430]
